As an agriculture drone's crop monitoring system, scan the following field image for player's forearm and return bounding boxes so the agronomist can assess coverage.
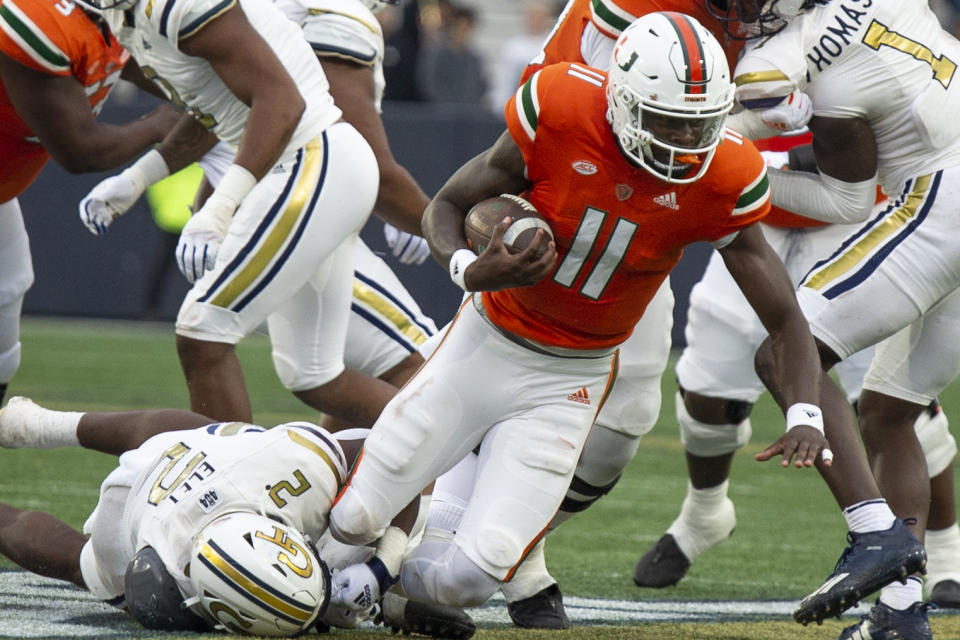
[232,94,304,180]
[155,113,219,174]
[373,163,430,236]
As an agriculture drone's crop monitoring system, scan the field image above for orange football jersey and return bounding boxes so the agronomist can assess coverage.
[0,0,128,202]
[485,62,770,350]
[521,0,743,85]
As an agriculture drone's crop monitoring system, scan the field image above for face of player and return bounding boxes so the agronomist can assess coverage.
[643,112,708,157]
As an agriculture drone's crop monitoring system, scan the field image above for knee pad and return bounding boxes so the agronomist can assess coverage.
[329,489,384,547]
[400,539,500,608]
[556,425,640,520]
[916,403,956,477]
[677,391,752,457]
[594,372,663,437]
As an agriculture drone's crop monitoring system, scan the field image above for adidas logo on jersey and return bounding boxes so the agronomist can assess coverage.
[567,387,590,405]
[653,192,679,210]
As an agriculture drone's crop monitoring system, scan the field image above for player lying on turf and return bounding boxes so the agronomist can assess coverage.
[0,397,475,638]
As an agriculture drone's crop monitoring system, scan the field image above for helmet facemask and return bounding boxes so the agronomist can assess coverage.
[607,11,734,184]
[360,0,400,14]
[705,0,820,39]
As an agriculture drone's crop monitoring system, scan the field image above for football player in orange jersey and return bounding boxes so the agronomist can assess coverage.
[0,0,181,406]
[325,12,920,621]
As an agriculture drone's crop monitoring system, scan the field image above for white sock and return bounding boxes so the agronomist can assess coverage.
[879,576,923,610]
[843,499,896,533]
[667,480,736,560]
[0,398,82,449]
[924,525,960,587]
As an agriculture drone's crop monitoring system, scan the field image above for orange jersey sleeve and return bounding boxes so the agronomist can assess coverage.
[495,63,769,350]
[0,0,128,201]
[521,0,743,86]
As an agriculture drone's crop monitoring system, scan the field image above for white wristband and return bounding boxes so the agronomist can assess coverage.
[212,164,257,210]
[449,248,478,291]
[374,526,408,578]
[786,402,825,435]
[122,148,170,193]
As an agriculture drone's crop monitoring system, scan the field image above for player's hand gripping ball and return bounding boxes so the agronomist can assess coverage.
[464,194,553,257]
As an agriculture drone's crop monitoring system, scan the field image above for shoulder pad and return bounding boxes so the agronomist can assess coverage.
[733,25,807,109]
[298,0,382,66]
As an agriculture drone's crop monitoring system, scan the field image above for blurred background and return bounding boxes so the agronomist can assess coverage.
[20,0,960,342]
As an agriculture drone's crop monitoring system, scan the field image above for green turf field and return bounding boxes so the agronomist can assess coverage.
[2,316,959,639]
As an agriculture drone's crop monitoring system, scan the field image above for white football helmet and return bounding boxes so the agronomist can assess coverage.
[606,11,734,184]
[359,0,400,14]
[184,512,329,637]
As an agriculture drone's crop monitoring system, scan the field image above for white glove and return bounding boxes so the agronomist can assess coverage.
[175,196,233,284]
[383,222,431,265]
[760,89,813,132]
[78,149,169,235]
[330,560,395,612]
[79,174,141,235]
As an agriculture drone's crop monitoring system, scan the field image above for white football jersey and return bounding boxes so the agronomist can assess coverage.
[119,422,347,598]
[276,0,387,110]
[734,0,960,194]
[103,0,341,152]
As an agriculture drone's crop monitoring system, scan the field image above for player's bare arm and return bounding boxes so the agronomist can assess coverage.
[808,115,878,183]
[718,224,828,468]
[423,130,556,291]
[178,4,303,180]
[0,54,179,173]
[154,114,219,174]
[321,58,429,236]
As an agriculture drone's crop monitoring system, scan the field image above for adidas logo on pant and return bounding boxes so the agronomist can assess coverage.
[567,388,590,405]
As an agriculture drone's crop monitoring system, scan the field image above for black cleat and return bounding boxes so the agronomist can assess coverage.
[633,534,691,588]
[379,593,476,639]
[794,519,927,625]
[929,578,960,608]
[837,601,934,640]
[506,583,571,629]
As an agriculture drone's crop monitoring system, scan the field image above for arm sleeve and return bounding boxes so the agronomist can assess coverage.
[768,168,878,224]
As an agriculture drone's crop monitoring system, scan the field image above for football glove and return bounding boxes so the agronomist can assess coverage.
[78,149,169,235]
[384,222,431,265]
[330,558,397,612]
[175,196,233,284]
[760,89,813,132]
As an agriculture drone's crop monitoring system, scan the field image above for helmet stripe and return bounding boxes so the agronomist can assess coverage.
[661,12,706,94]
[199,540,317,624]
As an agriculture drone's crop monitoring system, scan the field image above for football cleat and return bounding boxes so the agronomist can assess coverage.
[378,592,476,639]
[794,519,927,625]
[506,583,571,629]
[929,579,960,609]
[836,600,934,640]
[633,534,691,588]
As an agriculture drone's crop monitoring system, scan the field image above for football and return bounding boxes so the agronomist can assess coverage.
[464,194,553,257]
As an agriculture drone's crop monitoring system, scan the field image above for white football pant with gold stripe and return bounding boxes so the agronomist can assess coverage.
[344,240,437,378]
[797,169,960,404]
[176,123,378,391]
